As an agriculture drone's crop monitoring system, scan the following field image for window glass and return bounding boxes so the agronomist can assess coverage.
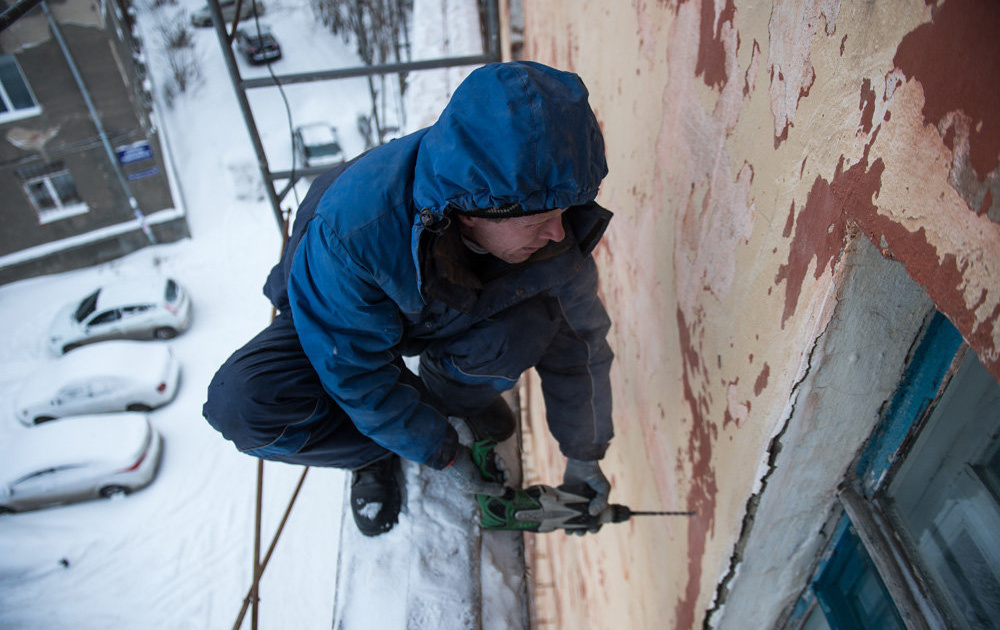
[89,310,121,326]
[884,352,1000,629]
[25,180,56,210]
[18,161,88,223]
[813,518,906,630]
[50,171,83,205]
[0,55,37,113]
[74,290,100,323]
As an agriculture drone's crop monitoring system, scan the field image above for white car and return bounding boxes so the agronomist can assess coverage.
[48,276,192,354]
[293,123,346,168]
[0,414,163,514]
[15,341,181,426]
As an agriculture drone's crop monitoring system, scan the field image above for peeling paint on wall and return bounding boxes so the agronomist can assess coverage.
[894,0,1000,192]
[521,0,1000,627]
[767,0,840,146]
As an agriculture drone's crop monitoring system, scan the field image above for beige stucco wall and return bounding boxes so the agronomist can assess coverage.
[517,0,1000,628]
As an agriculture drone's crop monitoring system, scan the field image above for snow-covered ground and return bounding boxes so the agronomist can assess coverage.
[0,0,500,628]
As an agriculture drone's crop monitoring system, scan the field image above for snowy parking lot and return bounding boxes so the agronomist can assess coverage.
[0,0,494,627]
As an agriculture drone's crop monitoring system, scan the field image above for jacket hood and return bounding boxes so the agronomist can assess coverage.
[413,61,608,215]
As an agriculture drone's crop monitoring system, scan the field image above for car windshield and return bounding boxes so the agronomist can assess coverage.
[301,126,341,157]
[248,34,274,45]
[308,142,342,158]
[74,290,100,323]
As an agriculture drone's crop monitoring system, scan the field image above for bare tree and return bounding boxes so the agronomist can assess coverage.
[310,0,412,147]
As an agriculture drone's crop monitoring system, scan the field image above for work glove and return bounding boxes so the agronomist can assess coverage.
[444,445,506,496]
[563,458,611,517]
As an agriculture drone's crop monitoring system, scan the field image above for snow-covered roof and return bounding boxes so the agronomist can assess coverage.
[95,277,174,309]
[297,123,338,146]
[19,341,173,400]
[0,413,150,482]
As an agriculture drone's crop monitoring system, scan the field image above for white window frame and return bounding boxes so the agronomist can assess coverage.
[20,165,89,224]
[0,54,41,123]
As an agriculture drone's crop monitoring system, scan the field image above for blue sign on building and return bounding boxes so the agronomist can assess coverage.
[127,167,160,181]
[116,141,154,165]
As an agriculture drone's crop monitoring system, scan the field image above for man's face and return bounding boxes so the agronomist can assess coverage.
[458,208,568,264]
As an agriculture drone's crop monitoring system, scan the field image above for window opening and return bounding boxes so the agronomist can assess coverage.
[800,313,1000,630]
[0,54,40,122]
[17,162,89,223]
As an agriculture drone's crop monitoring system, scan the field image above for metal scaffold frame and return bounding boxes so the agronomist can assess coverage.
[206,0,502,231]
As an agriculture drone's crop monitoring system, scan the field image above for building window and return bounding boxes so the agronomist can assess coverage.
[18,162,89,224]
[793,314,1000,629]
[0,54,41,122]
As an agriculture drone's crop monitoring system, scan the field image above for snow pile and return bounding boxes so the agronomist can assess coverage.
[0,0,521,628]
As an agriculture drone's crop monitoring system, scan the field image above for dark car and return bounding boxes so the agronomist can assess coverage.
[190,0,264,27]
[234,26,282,64]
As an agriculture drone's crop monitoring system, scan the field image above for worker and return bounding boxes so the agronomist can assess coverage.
[203,61,615,537]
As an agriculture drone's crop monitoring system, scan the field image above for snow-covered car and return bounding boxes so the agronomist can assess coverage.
[48,276,191,354]
[190,0,264,27]
[234,25,282,64]
[293,123,346,168]
[15,341,181,426]
[0,413,163,514]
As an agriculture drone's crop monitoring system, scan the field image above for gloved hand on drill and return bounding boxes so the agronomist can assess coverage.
[444,444,506,496]
[563,458,611,535]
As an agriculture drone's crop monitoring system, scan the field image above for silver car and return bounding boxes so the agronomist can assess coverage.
[15,341,181,426]
[0,414,163,514]
[48,276,191,354]
[293,123,346,168]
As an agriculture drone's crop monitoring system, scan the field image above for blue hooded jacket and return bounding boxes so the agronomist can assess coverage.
[285,62,614,468]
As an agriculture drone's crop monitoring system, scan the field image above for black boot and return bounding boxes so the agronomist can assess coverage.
[350,455,402,537]
[463,396,516,443]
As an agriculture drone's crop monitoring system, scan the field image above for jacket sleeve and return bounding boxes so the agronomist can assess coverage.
[287,216,459,468]
[536,255,614,461]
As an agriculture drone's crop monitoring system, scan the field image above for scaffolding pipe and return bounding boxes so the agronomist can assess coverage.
[0,0,44,31]
[40,0,156,244]
[207,0,286,230]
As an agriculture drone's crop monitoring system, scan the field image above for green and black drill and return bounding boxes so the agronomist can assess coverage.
[469,439,695,534]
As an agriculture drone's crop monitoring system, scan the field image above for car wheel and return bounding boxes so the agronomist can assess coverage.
[34,416,56,425]
[126,403,153,412]
[153,327,178,340]
[99,485,130,499]
[0,505,15,515]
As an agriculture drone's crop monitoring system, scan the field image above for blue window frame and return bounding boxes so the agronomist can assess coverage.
[797,312,1000,629]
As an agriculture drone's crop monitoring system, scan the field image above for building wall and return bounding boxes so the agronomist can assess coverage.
[516,1,1000,628]
[0,0,186,283]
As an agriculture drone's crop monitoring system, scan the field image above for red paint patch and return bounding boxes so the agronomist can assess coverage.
[754,363,770,396]
[695,0,736,89]
[859,78,876,134]
[893,0,1000,178]
[979,189,993,217]
[783,200,796,238]
[674,307,718,630]
[776,154,886,326]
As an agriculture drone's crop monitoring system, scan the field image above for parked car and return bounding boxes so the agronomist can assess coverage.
[48,276,191,354]
[190,0,265,27]
[15,341,181,426]
[234,25,281,64]
[0,413,163,514]
[293,123,346,168]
